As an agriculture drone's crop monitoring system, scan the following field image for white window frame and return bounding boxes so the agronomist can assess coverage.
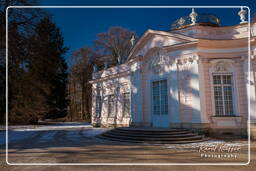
[122,92,131,118]
[209,59,239,117]
[152,79,168,116]
[108,94,116,118]
[212,74,235,116]
[95,95,102,118]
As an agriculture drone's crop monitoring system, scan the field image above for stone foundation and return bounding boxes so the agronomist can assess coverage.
[208,128,247,138]
[251,123,256,140]
[92,123,129,128]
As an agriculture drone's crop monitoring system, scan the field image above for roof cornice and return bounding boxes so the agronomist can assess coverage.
[127,29,197,60]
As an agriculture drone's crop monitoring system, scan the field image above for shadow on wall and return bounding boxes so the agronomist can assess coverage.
[93,38,249,130]
[94,62,203,128]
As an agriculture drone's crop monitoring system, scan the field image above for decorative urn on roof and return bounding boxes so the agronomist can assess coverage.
[171,8,220,30]
[238,7,248,24]
[189,8,198,25]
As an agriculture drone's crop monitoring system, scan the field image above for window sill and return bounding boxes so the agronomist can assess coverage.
[211,115,242,123]
[107,116,130,118]
[212,115,240,117]
[123,116,131,118]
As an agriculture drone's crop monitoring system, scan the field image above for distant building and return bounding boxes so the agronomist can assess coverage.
[90,8,256,137]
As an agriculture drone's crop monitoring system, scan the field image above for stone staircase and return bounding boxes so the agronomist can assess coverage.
[97,127,209,144]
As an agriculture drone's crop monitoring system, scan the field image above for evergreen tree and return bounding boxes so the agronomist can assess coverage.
[3,1,50,124]
[7,16,69,123]
[30,17,69,119]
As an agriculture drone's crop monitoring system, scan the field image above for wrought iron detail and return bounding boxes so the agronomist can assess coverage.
[171,13,220,30]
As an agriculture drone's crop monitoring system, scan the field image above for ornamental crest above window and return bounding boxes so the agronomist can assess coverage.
[214,61,232,72]
[148,49,171,74]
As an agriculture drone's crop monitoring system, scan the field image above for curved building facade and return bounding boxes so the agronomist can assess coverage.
[90,9,256,137]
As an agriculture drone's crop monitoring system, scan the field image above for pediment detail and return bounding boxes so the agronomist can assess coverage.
[128,30,197,60]
[148,49,174,74]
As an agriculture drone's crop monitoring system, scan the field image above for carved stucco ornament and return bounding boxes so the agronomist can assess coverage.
[178,58,192,105]
[214,61,231,72]
[178,17,185,25]
[149,49,171,74]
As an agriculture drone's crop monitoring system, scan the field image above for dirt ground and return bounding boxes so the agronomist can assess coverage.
[0,127,255,171]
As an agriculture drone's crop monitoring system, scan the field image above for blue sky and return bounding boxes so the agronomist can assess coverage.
[38,0,256,63]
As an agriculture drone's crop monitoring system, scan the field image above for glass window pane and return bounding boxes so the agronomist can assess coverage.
[213,75,221,84]
[214,86,223,116]
[123,93,130,117]
[213,75,234,116]
[108,95,115,117]
[223,75,232,84]
[223,86,233,115]
[96,96,101,117]
[152,80,168,115]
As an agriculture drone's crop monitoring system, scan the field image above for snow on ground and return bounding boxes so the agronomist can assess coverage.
[38,131,57,143]
[63,128,109,140]
[0,122,93,145]
[65,130,81,139]
[52,122,91,126]
[82,128,108,137]
[11,122,92,131]
[0,125,109,145]
[0,131,36,145]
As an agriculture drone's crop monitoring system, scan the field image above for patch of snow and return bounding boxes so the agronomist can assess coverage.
[12,124,92,131]
[0,127,108,145]
[1,122,92,132]
[82,128,108,137]
[65,131,81,139]
[55,122,91,126]
[0,131,36,145]
[38,131,57,142]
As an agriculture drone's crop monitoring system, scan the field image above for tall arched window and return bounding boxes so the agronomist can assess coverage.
[210,60,236,116]
[213,74,234,116]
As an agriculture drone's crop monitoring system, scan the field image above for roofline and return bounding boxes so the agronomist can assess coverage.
[172,22,254,32]
[127,29,197,61]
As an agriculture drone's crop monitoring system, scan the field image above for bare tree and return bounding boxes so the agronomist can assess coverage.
[94,26,136,65]
[68,26,137,122]
[68,47,95,121]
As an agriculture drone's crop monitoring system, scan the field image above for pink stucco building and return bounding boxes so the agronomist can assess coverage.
[90,8,256,137]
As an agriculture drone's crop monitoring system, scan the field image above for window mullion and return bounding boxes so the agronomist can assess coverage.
[221,85,225,115]
[159,82,162,117]
[221,76,226,116]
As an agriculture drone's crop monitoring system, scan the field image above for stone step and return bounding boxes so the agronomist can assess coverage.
[112,129,192,135]
[116,127,188,132]
[106,131,198,138]
[101,133,204,141]
[98,127,208,144]
[97,135,210,144]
